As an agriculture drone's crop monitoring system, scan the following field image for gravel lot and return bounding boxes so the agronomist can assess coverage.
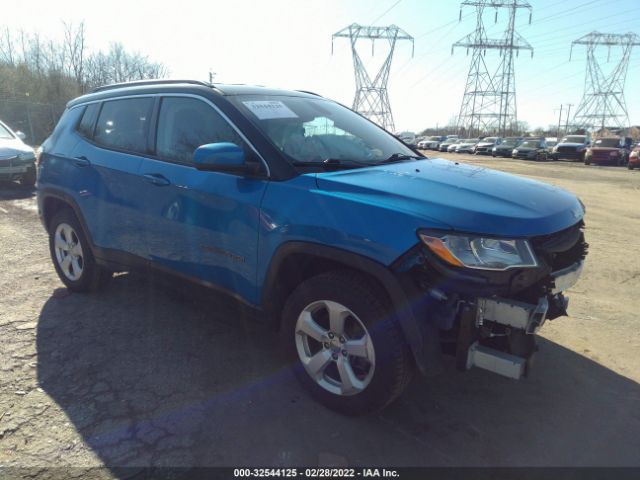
[1,153,639,476]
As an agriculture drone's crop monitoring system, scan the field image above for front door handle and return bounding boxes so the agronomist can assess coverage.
[73,156,91,167]
[142,173,171,186]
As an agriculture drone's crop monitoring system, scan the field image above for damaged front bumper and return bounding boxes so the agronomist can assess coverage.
[461,261,583,379]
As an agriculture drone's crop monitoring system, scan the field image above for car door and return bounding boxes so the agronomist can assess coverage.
[70,97,154,258]
[136,95,268,303]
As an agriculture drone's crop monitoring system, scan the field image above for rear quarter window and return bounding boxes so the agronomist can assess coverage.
[76,103,100,140]
[94,97,154,154]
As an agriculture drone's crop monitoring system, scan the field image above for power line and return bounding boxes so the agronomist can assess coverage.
[370,0,403,25]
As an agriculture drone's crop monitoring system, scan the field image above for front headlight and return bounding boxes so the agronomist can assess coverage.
[419,232,538,271]
[18,151,36,161]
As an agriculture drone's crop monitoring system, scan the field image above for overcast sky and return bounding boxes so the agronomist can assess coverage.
[4,0,640,132]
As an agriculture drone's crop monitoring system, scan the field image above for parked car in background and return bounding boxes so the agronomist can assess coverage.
[456,138,480,154]
[544,137,557,155]
[492,137,523,157]
[446,139,464,152]
[512,138,548,161]
[37,79,588,414]
[397,131,417,147]
[584,137,633,166]
[0,119,37,186]
[628,143,640,170]
[418,135,446,150]
[550,134,591,161]
[440,138,459,152]
[474,136,502,155]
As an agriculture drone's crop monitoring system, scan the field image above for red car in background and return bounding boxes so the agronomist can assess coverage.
[584,137,633,166]
[628,143,640,170]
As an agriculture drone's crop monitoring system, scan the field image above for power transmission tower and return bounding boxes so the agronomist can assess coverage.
[333,24,414,132]
[570,32,640,132]
[453,1,533,137]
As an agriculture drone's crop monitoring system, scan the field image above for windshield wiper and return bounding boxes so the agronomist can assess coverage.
[379,153,423,164]
[290,158,374,170]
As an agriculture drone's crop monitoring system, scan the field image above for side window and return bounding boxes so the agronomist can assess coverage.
[76,103,100,139]
[156,97,246,164]
[94,98,153,154]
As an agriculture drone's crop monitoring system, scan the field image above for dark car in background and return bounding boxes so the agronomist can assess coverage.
[584,137,633,166]
[512,138,548,161]
[474,136,502,155]
[492,137,523,157]
[551,134,591,161]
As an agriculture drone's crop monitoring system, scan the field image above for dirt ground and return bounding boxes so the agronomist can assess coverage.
[1,153,639,476]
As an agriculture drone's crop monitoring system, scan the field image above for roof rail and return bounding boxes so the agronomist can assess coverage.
[295,90,323,97]
[89,79,212,94]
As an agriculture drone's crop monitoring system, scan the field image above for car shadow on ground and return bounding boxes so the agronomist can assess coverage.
[36,273,640,469]
[0,181,36,200]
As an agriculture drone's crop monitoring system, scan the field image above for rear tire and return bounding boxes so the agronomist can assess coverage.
[48,208,111,292]
[281,270,414,415]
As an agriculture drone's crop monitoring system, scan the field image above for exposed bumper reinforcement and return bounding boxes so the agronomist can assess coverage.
[476,296,549,334]
[466,342,526,380]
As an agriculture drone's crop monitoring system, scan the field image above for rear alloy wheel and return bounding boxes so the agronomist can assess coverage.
[49,209,111,292]
[282,271,413,415]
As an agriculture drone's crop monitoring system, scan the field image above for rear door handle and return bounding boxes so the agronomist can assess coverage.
[142,173,171,187]
[73,156,91,167]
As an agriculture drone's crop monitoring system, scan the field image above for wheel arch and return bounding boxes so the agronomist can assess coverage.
[262,241,442,376]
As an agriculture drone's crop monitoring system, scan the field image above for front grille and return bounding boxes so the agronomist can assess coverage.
[531,221,588,271]
[591,151,614,161]
[557,146,577,153]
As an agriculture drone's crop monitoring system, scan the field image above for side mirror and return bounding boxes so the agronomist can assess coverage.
[193,143,261,175]
[15,131,26,141]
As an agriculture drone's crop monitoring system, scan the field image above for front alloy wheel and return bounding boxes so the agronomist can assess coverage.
[295,300,375,396]
[282,270,414,415]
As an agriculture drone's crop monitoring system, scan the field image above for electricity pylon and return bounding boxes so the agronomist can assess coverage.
[453,1,533,137]
[333,24,414,132]
[570,32,640,132]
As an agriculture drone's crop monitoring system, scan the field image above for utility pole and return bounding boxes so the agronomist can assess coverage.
[556,104,563,138]
[453,0,533,138]
[333,24,414,132]
[564,103,573,134]
[570,32,640,132]
[208,70,216,83]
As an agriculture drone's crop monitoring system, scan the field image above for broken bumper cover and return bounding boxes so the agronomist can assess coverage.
[464,261,583,379]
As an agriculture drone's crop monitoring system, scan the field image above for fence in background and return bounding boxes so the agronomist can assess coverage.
[0,99,65,146]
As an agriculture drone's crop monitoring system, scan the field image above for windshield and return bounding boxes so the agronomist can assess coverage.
[482,137,498,143]
[429,136,441,141]
[594,138,620,148]
[521,140,541,148]
[229,95,416,165]
[0,122,14,139]
[546,140,557,147]
[562,136,586,143]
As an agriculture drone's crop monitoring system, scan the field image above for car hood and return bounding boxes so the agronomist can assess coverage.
[557,143,586,148]
[590,147,620,152]
[315,159,584,237]
[0,137,33,157]
[495,144,516,150]
[477,142,495,147]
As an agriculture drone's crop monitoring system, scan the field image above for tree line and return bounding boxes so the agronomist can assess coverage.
[0,22,167,142]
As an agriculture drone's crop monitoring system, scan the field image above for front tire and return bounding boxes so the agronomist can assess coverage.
[281,270,414,415]
[48,209,111,292]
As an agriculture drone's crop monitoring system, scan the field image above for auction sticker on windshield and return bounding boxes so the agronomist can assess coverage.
[242,101,298,120]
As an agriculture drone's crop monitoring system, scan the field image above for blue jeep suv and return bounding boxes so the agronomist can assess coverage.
[37,80,588,414]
